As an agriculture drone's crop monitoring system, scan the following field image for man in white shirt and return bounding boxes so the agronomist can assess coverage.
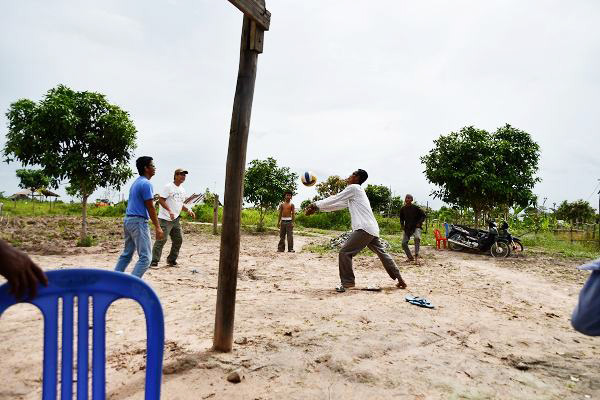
[306,169,407,292]
[150,168,196,267]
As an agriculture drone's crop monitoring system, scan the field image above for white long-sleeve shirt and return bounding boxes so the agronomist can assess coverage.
[314,184,380,237]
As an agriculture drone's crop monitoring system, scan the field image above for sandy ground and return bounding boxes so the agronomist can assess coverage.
[1,221,599,399]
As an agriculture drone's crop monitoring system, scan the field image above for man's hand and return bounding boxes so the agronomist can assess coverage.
[169,211,175,221]
[187,210,196,219]
[155,227,165,241]
[305,204,317,216]
[0,241,48,300]
[277,221,281,228]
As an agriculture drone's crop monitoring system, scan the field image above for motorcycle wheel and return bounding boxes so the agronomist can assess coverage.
[448,233,464,251]
[512,239,524,254]
[490,241,510,258]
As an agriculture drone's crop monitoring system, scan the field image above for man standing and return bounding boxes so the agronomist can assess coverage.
[306,169,407,292]
[115,156,164,278]
[151,168,195,267]
[277,191,295,252]
[399,194,426,264]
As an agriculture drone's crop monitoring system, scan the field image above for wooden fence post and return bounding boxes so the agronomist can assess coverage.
[213,194,219,235]
[570,227,573,244]
[213,15,264,352]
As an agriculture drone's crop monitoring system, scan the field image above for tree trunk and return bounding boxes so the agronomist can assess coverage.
[258,207,265,231]
[81,195,88,240]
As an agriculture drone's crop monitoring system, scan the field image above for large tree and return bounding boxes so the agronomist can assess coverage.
[421,124,540,224]
[3,85,137,239]
[15,169,50,211]
[365,184,391,213]
[556,200,596,224]
[243,157,298,231]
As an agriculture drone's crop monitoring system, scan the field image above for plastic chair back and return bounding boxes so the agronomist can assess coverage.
[0,269,164,400]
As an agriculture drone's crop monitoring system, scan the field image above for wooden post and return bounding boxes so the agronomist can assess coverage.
[213,15,264,352]
[213,194,219,235]
[570,227,573,244]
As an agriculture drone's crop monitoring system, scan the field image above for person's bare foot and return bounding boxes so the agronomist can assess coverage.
[402,258,414,264]
[414,256,420,265]
[396,277,407,289]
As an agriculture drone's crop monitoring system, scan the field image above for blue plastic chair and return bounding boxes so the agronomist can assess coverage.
[0,269,165,399]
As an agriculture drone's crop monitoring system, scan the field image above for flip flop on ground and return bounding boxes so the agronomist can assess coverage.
[405,295,434,309]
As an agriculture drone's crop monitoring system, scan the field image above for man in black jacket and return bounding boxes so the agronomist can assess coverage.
[399,194,426,264]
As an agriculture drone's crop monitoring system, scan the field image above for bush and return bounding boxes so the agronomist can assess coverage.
[89,202,127,217]
[296,210,351,231]
[76,235,96,247]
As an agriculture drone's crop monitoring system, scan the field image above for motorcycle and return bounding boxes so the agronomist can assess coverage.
[498,221,524,254]
[447,221,511,258]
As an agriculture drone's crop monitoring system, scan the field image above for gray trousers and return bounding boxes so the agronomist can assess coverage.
[402,228,421,259]
[278,220,294,251]
[151,217,183,264]
[339,229,402,287]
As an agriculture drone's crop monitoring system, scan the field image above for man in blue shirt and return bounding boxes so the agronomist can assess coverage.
[571,258,600,336]
[114,156,164,278]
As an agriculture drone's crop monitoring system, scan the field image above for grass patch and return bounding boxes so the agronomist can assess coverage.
[76,235,96,247]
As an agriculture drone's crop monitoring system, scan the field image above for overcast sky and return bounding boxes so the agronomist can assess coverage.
[1,0,599,210]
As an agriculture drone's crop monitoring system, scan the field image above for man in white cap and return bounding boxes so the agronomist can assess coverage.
[151,168,195,267]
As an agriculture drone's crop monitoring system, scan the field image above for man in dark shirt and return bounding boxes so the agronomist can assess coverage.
[399,194,426,264]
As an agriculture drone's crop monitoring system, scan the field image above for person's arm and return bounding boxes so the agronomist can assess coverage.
[277,203,282,227]
[400,208,405,228]
[158,197,175,220]
[291,204,295,225]
[313,186,356,212]
[416,207,426,228]
[145,199,164,240]
[0,239,48,299]
[182,204,195,219]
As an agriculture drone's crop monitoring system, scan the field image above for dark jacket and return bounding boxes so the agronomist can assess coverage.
[399,204,426,235]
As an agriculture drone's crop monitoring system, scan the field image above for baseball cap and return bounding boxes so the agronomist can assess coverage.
[174,168,188,175]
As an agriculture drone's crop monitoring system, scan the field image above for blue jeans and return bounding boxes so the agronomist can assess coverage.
[114,216,152,278]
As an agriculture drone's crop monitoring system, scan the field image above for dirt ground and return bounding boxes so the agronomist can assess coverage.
[1,218,599,399]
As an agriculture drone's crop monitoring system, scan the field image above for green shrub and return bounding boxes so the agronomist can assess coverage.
[296,210,351,231]
[76,235,96,247]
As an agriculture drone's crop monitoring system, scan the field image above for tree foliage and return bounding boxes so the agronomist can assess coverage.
[365,184,391,213]
[555,200,596,224]
[3,85,137,239]
[16,169,49,194]
[421,124,540,223]
[244,157,298,231]
[15,169,50,211]
[314,175,347,201]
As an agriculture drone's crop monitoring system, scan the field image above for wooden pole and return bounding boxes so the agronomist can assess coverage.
[213,194,219,235]
[213,15,263,352]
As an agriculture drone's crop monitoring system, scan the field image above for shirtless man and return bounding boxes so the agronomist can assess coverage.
[277,191,295,252]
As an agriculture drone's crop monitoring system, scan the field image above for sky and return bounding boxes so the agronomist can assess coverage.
[1,0,599,210]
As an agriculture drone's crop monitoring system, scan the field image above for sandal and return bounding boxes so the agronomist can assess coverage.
[405,295,434,309]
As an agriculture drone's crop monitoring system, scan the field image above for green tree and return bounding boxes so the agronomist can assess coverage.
[555,200,596,224]
[389,195,404,216]
[244,157,298,231]
[3,85,137,239]
[15,169,50,211]
[203,188,217,205]
[421,124,540,225]
[314,175,347,201]
[365,184,391,213]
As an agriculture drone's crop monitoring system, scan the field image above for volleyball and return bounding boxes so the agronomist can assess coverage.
[301,171,317,187]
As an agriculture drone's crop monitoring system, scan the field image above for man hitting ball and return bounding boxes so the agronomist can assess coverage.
[305,169,407,292]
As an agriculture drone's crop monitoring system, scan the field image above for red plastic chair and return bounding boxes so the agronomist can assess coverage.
[434,229,447,249]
